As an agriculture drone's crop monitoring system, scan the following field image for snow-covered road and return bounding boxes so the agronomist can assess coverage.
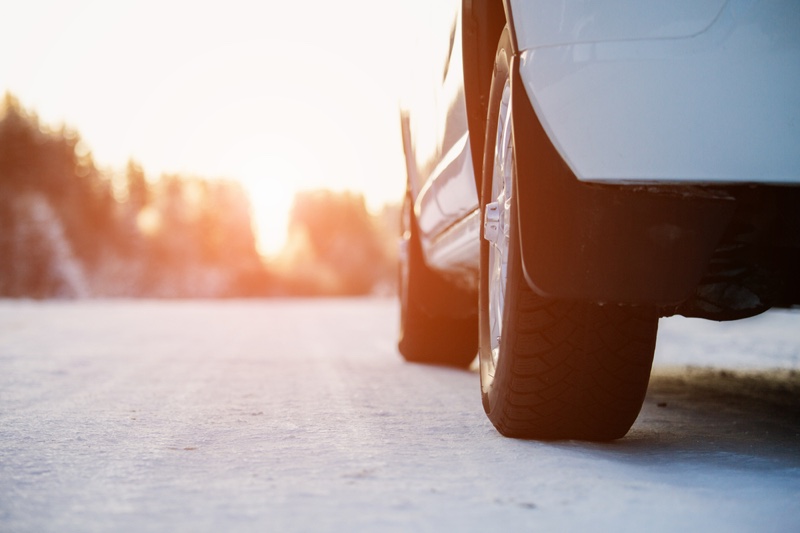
[1,299,798,532]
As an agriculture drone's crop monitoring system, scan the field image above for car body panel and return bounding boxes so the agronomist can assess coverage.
[404,5,479,253]
[400,0,800,305]
[510,0,728,48]
[515,0,800,184]
[415,133,478,238]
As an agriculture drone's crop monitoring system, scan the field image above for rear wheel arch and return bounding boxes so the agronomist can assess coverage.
[462,0,509,195]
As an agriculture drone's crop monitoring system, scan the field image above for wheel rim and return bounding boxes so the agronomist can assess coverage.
[484,80,514,374]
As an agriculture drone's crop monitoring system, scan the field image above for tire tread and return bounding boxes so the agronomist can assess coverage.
[491,285,657,440]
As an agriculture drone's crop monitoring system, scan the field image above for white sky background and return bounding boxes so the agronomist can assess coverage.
[0,0,457,255]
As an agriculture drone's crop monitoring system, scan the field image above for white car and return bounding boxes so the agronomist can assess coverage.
[397,0,800,440]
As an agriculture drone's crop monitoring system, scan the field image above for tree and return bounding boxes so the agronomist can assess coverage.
[0,94,274,298]
[282,190,395,295]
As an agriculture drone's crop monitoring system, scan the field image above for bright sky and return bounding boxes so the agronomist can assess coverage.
[0,0,456,255]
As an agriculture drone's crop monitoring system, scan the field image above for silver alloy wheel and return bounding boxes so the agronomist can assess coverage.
[483,79,514,375]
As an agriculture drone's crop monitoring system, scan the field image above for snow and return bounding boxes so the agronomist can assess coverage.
[0,299,798,532]
[654,310,800,370]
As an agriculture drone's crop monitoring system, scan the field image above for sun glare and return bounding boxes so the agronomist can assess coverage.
[236,158,300,258]
[0,0,456,262]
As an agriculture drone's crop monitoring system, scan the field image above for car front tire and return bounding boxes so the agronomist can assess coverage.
[398,194,478,368]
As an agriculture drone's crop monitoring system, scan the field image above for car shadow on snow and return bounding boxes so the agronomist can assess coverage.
[553,367,800,468]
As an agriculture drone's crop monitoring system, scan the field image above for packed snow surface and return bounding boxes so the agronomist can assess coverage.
[1,299,798,532]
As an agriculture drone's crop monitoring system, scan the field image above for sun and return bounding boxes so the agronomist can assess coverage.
[1,0,431,263]
[237,170,295,258]
[228,150,311,258]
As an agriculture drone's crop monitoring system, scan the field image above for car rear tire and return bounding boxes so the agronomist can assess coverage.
[398,194,478,368]
[478,28,659,440]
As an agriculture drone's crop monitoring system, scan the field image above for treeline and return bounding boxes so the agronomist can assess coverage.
[279,190,398,296]
[0,94,398,298]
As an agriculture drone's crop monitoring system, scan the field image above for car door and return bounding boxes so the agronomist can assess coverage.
[403,4,479,248]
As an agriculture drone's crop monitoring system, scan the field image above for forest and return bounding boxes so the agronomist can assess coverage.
[0,94,398,298]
